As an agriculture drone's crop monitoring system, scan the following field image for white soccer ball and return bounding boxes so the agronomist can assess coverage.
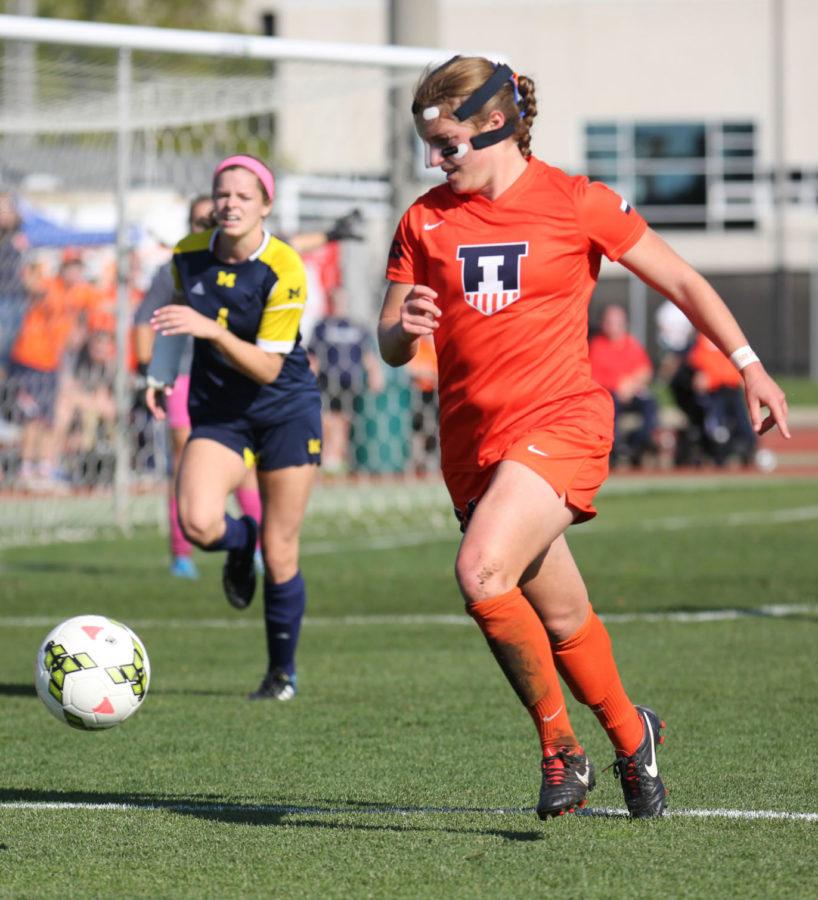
[34,615,150,730]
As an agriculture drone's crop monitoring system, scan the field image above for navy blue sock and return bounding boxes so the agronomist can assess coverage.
[263,571,306,677]
[204,514,255,553]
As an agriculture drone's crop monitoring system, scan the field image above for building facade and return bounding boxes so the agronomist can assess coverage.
[235,0,818,369]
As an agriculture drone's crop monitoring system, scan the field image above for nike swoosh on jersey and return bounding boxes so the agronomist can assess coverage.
[644,711,659,777]
[423,221,444,231]
[527,445,549,457]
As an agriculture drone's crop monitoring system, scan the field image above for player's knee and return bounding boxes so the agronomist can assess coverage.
[541,603,590,643]
[261,543,299,583]
[179,510,221,548]
[455,546,515,606]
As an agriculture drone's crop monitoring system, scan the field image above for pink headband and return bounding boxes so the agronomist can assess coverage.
[213,155,275,202]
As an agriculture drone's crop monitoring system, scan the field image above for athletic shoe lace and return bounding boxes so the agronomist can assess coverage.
[542,749,579,785]
[611,758,641,795]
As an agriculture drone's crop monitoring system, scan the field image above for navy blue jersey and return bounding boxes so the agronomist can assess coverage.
[172,229,319,426]
[307,316,374,392]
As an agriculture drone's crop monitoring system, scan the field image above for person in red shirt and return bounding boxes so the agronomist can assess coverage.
[378,55,789,820]
[589,303,658,467]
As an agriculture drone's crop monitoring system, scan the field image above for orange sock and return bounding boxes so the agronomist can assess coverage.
[467,587,578,753]
[551,608,643,756]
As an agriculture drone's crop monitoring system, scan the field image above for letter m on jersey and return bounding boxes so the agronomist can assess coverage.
[456,242,528,316]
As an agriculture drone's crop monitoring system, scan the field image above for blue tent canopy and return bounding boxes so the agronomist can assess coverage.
[18,199,139,248]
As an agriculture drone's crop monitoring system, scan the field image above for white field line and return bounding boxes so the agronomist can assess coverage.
[0,604,815,632]
[0,799,815,822]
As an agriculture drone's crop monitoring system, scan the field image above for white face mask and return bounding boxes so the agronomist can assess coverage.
[423,141,470,169]
[420,106,471,169]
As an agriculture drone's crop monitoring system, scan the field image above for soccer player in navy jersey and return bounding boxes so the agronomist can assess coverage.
[146,155,321,701]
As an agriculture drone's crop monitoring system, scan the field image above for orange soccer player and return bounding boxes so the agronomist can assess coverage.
[378,56,789,819]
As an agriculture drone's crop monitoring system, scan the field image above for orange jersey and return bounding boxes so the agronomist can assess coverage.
[11,276,99,372]
[687,334,742,390]
[385,157,647,473]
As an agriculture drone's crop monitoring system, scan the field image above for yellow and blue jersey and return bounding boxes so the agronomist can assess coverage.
[172,229,319,426]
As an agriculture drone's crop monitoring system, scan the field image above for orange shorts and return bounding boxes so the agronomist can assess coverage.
[444,424,612,530]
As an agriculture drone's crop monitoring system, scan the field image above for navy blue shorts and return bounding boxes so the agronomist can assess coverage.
[190,406,322,472]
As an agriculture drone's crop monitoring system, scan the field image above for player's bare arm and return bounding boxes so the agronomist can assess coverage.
[151,304,284,385]
[620,228,790,438]
[378,281,441,367]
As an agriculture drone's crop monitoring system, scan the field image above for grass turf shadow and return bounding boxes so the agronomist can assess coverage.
[0,787,544,841]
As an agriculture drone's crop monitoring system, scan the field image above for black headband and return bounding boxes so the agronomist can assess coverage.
[453,63,515,121]
[469,119,517,150]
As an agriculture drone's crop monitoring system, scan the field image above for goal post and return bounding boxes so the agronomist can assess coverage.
[0,15,489,548]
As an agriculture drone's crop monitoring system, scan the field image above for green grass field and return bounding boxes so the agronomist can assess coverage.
[2,476,817,898]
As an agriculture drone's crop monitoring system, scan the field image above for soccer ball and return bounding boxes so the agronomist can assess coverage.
[34,615,150,730]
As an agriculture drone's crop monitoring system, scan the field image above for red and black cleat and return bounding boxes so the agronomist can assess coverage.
[612,705,668,819]
[536,747,596,820]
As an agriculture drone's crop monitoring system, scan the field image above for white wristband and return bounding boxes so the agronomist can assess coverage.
[729,344,760,371]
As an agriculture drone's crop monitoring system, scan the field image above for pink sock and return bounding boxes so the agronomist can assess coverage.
[169,493,192,558]
[235,488,262,549]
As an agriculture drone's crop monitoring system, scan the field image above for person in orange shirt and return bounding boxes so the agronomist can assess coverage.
[378,55,789,820]
[9,254,99,488]
[406,333,439,474]
[589,303,658,467]
[676,333,757,465]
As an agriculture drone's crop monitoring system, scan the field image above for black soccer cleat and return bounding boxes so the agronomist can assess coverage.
[248,668,297,701]
[222,515,258,610]
[536,747,596,819]
[612,705,668,819]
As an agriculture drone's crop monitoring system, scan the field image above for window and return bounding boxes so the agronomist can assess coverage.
[260,13,277,36]
[584,121,757,229]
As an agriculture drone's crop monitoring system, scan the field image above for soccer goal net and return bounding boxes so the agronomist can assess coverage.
[0,16,455,548]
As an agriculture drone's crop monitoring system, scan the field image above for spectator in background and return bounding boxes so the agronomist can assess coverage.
[673,333,757,466]
[307,286,384,474]
[588,303,658,467]
[656,300,696,366]
[0,191,28,379]
[51,323,117,481]
[406,333,439,474]
[9,253,99,489]
[291,209,363,347]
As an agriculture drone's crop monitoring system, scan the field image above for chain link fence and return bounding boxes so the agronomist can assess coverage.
[0,21,454,547]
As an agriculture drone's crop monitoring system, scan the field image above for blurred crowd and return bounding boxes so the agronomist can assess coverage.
[0,190,125,491]
[0,190,439,493]
[589,300,762,470]
[0,185,768,495]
